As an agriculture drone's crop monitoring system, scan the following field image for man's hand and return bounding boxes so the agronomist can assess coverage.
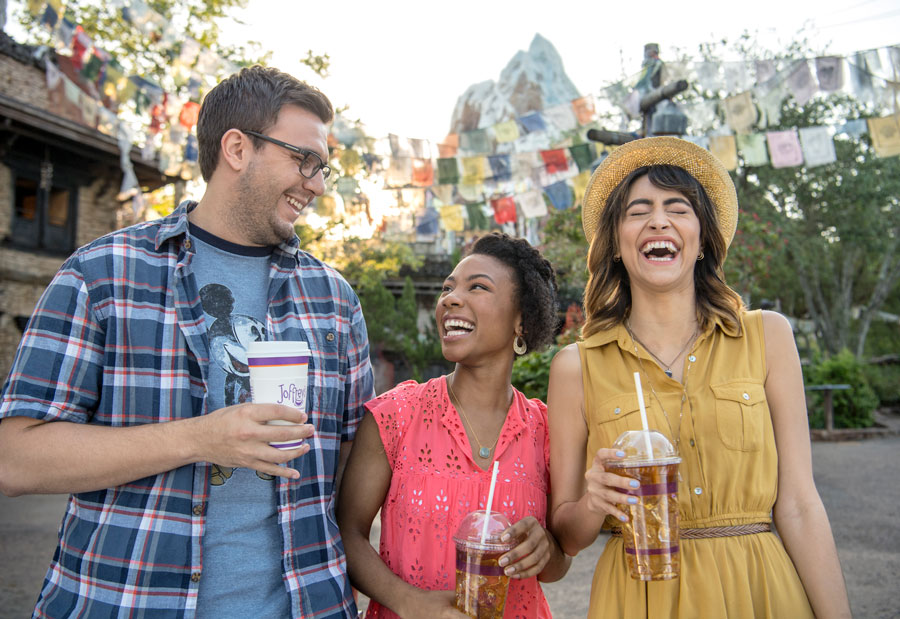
[192,403,314,479]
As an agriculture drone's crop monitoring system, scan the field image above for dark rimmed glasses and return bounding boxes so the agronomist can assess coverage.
[244,130,332,180]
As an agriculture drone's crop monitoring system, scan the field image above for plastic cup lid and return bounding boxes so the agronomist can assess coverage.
[453,510,513,549]
[612,430,681,464]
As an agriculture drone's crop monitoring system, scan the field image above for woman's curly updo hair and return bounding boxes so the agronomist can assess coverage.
[468,233,559,355]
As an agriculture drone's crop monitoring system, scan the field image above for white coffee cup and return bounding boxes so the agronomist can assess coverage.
[246,340,310,450]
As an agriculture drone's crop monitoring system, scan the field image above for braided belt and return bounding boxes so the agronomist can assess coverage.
[610,523,771,539]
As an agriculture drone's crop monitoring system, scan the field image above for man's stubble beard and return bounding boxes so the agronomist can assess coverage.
[230,161,296,246]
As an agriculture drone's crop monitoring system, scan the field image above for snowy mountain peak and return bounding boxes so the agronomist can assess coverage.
[449,34,580,135]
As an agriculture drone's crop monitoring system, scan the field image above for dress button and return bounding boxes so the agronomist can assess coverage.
[184,239,192,250]
[689,439,695,447]
[192,504,203,516]
[191,572,201,582]
[326,332,335,342]
[688,355,696,362]
[693,487,703,495]
[742,392,750,400]
[614,407,621,415]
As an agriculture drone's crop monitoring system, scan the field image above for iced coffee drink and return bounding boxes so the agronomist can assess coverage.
[453,510,515,618]
[607,430,681,581]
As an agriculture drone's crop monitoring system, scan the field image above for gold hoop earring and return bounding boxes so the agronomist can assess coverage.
[697,251,704,261]
[513,335,527,355]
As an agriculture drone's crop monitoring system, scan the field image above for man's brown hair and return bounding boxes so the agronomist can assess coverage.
[196,65,333,181]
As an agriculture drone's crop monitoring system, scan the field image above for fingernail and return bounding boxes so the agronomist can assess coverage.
[498,557,508,566]
[616,450,626,458]
[504,566,515,575]
[500,533,510,542]
[619,514,628,522]
[627,496,638,504]
[629,480,640,488]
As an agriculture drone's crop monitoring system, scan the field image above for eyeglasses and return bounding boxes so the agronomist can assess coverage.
[244,130,331,180]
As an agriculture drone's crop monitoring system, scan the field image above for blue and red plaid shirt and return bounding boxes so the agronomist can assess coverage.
[0,202,374,618]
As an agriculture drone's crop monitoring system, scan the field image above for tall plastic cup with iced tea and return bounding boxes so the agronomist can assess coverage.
[606,430,681,581]
[453,510,516,619]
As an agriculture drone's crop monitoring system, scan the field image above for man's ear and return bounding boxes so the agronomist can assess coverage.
[219,129,254,173]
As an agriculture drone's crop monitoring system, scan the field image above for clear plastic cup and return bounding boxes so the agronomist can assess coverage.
[606,430,681,580]
[453,510,515,618]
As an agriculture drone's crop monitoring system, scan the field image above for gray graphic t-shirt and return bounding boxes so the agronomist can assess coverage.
[190,223,291,618]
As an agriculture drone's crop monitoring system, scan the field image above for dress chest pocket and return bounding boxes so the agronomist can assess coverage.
[711,381,768,451]
[592,393,643,439]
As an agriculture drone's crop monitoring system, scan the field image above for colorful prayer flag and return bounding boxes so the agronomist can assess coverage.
[568,143,594,172]
[544,104,577,131]
[517,191,548,218]
[572,96,596,125]
[493,120,520,143]
[541,149,569,174]
[798,126,836,167]
[723,92,757,134]
[460,156,486,185]
[488,154,512,182]
[766,130,804,168]
[438,134,459,157]
[411,158,435,187]
[815,56,843,92]
[460,129,490,154]
[544,181,573,210]
[491,196,517,224]
[437,158,459,185]
[867,115,900,158]
[709,135,738,171]
[439,205,465,232]
[786,60,816,106]
[465,202,490,230]
[736,133,769,167]
[518,112,547,134]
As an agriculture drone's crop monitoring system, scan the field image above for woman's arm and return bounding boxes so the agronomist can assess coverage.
[496,515,571,583]
[336,412,466,619]
[547,345,636,556]
[762,311,852,619]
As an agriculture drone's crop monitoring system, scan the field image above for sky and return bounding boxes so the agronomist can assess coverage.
[221,0,900,142]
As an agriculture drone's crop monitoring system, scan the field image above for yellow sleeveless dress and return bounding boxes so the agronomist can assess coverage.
[578,310,814,618]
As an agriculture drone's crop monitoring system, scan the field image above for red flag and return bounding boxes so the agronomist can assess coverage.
[490,196,517,224]
[411,158,434,187]
[178,101,200,129]
[540,149,569,174]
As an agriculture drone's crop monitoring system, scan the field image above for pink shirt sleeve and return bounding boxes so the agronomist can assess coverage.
[364,380,422,469]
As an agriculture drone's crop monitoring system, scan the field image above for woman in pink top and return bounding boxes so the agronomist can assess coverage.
[338,233,570,618]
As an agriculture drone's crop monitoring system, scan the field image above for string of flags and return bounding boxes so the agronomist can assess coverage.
[27,0,240,208]
[326,43,900,244]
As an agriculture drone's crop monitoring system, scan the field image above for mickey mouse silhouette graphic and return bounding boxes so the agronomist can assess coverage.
[200,283,275,483]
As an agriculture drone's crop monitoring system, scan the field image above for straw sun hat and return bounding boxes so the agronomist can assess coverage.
[581,136,738,247]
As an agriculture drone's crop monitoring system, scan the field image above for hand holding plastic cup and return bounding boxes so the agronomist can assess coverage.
[246,341,310,450]
[606,429,681,580]
[453,510,515,619]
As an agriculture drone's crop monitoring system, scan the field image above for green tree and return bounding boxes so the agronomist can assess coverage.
[690,37,900,357]
[540,206,588,306]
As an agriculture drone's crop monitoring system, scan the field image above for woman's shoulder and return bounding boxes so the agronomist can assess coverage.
[513,386,548,423]
[366,377,446,422]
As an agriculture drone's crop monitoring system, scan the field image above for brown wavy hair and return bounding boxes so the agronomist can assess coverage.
[581,165,743,338]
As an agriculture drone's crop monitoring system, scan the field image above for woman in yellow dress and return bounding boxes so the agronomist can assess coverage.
[547,137,851,618]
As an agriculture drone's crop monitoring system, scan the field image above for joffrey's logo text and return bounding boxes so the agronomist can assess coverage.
[277,383,305,407]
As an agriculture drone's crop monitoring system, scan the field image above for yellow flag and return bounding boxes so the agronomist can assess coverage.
[572,170,592,206]
[709,135,738,171]
[867,115,900,158]
[493,120,520,143]
[460,156,486,185]
[439,204,465,232]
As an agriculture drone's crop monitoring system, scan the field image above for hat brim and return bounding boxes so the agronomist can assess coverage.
[581,136,738,247]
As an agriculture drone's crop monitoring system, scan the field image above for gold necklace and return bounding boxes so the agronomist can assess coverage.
[626,327,695,452]
[447,374,502,460]
[626,319,698,379]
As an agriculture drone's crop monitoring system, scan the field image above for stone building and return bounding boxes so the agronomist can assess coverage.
[0,31,174,380]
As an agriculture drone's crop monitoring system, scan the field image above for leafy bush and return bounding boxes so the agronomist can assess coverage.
[511,345,560,401]
[863,363,900,409]
[803,350,879,429]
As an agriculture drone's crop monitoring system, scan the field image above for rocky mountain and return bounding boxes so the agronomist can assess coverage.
[449,34,581,135]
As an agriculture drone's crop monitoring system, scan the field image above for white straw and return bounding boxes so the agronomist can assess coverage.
[481,460,500,544]
[633,372,654,459]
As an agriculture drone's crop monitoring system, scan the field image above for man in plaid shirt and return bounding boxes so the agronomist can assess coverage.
[0,66,374,618]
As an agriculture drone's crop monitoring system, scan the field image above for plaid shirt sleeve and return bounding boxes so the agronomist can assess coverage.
[341,287,374,442]
[0,253,104,423]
